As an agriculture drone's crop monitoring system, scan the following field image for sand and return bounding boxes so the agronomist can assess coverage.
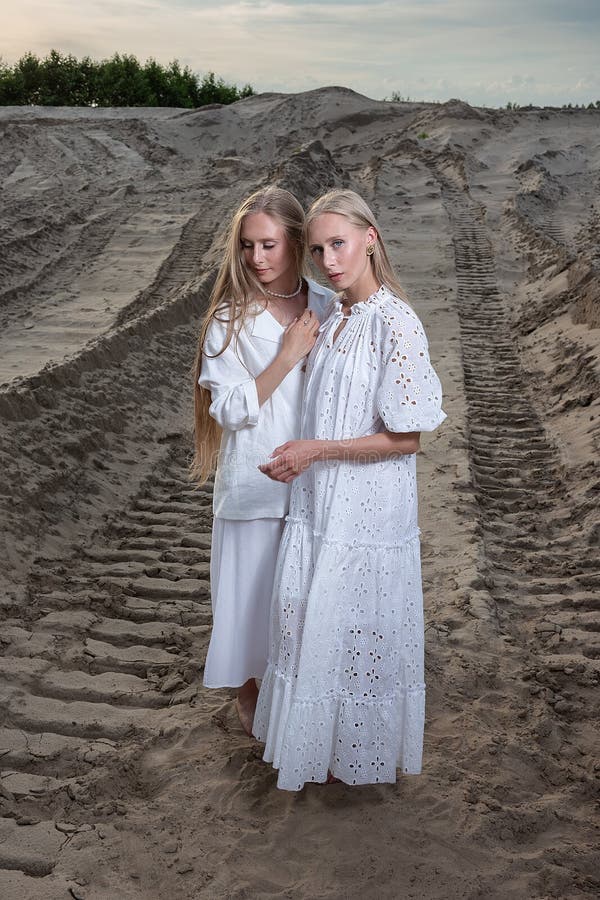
[0,89,598,899]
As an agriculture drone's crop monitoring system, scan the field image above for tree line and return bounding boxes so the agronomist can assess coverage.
[0,50,255,107]
[506,100,600,110]
[385,91,600,111]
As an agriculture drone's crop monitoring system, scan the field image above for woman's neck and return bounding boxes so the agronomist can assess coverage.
[342,274,381,306]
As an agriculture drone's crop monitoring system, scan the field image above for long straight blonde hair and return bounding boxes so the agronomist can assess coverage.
[305,189,406,300]
[191,186,306,484]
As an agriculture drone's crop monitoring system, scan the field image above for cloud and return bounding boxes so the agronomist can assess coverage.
[2,0,599,106]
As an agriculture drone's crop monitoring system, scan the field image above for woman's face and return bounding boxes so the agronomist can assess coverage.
[240,212,297,291]
[308,212,377,298]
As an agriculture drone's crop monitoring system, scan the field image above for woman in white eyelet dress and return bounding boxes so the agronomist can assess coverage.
[253,189,447,791]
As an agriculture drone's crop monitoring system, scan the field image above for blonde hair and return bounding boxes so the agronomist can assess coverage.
[305,189,406,300]
[191,186,306,484]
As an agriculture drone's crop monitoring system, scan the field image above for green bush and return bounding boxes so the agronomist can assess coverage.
[0,50,255,107]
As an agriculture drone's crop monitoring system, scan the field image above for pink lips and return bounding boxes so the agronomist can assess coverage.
[328,273,343,282]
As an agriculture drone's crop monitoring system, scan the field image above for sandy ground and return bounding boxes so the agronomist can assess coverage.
[0,89,598,899]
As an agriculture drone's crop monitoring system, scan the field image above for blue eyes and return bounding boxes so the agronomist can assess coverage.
[310,240,343,255]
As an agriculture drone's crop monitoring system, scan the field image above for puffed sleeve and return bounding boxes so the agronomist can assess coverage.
[197,319,260,431]
[375,301,447,433]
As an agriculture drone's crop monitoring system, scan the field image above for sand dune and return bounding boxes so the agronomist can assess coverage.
[0,88,598,899]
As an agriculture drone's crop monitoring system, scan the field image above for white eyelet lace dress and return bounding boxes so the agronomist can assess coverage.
[252,285,447,790]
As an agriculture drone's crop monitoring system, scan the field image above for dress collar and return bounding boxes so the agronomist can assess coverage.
[333,283,388,316]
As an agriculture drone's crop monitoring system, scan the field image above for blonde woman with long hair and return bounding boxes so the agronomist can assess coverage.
[254,189,447,789]
[192,186,334,734]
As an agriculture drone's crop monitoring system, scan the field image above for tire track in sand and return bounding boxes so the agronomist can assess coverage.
[0,438,212,886]
[436,173,599,893]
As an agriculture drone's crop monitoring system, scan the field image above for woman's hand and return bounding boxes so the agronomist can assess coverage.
[259,440,323,483]
[280,310,320,367]
[255,310,320,407]
[259,430,421,483]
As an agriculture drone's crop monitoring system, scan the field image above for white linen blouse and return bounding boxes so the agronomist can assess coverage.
[198,278,335,520]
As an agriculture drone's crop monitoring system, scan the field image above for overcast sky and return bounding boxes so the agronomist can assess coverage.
[3,0,600,107]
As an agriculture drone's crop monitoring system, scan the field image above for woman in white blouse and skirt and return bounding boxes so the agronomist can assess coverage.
[255,189,447,790]
[191,187,334,734]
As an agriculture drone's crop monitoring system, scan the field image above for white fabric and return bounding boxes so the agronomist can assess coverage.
[253,285,447,790]
[198,278,335,520]
[203,517,285,688]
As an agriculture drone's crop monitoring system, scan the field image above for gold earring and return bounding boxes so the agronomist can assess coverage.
[366,244,375,256]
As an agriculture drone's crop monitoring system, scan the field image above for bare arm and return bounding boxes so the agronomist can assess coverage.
[259,431,421,483]
[255,352,298,406]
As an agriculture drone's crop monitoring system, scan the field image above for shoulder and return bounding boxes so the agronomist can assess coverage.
[371,286,426,335]
[203,298,265,333]
[306,277,337,322]
[202,310,228,348]
[202,304,251,354]
[371,285,419,321]
[306,276,335,302]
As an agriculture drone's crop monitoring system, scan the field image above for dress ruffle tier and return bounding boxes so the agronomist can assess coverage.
[253,518,426,791]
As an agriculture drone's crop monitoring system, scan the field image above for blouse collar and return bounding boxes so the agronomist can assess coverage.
[333,283,389,316]
[248,278,335,343]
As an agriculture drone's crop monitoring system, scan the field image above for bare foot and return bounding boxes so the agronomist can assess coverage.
[236,678,259,736]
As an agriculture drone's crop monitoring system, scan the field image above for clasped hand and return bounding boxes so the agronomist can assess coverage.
[259,440,322,483]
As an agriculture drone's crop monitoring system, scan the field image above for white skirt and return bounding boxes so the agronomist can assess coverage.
[203,516,285,688]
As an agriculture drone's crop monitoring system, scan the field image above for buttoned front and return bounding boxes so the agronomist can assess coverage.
[198,278,335,519]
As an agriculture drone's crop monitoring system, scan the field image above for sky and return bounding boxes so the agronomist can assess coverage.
[2,0,600,107]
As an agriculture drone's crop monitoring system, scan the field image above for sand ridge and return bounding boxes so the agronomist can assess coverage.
[0,89,598,898]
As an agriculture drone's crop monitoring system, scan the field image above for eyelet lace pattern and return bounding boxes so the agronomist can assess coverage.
[253,286,447,790]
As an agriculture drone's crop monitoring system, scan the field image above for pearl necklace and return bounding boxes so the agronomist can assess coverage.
[264,277,303,299]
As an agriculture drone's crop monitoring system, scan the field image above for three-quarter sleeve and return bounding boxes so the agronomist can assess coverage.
[375,302,446,433]
[198,320,260,431]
